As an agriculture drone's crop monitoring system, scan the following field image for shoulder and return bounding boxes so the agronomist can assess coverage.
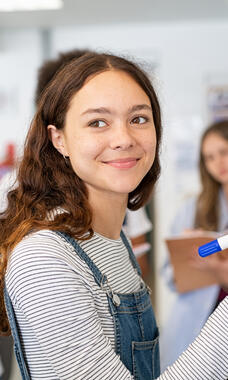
[8,230,73,262]
[6,230,90,290]
[5,231,98,313]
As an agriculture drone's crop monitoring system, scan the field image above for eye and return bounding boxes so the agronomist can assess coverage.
[131,116,148,125]
[88,120,106,128]
[204,154,214,163]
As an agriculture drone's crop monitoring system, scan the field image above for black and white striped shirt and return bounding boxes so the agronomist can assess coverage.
[6,230,228,379]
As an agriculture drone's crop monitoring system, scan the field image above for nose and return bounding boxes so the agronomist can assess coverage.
[109,124,136,151]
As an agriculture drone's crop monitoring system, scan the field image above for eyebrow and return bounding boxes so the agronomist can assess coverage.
[81,104,152,116]
[130,104,152,113]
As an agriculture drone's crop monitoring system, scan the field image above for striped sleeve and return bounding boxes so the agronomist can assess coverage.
[158,297,228,380]
[6,232,133,380]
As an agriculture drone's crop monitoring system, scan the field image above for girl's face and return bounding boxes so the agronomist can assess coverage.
[49,70,156,201]
[202,132,228,185]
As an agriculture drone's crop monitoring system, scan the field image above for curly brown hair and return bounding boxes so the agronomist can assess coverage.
[0,52,162,335]
[195,120,228,230]
[35,48,90,105]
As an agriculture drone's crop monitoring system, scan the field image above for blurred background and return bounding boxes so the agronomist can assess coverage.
[0,0,228,378]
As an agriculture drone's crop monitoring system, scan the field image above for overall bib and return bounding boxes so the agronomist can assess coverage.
[4,230,160,380]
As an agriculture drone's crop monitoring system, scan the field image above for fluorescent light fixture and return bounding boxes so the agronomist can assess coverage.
[0,0,63,11]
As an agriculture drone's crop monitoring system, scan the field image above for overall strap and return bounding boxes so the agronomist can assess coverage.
[55,231,108,288]
[120,230,142,276]
[4,287,30,380]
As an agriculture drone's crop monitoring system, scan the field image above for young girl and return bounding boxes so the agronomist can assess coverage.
[160,120,228,370]
[0,53,227,380]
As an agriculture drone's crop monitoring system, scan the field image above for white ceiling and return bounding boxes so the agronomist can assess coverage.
[0,0,228,29]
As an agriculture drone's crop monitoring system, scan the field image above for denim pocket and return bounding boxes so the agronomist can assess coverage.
[132,336,160,380]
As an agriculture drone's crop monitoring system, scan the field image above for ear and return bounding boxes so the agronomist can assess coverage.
[48,125,69,157]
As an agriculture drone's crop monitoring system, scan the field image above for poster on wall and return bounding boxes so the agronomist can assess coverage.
[207,84,228,122]
[206,70,228,123]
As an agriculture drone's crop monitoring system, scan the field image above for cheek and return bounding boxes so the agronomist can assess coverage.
[224,156,228,168]
[205,161,220,180]
[68,135,104,165]
[143,132,157,160]
[204,162,213,175]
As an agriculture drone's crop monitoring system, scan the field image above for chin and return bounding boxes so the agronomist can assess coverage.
[221,179,228,186]
[216,175,228,185]
[113,183,140,194]
[105,176,144,195]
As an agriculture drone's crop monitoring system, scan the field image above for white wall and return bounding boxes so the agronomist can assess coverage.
[0,29,42,159]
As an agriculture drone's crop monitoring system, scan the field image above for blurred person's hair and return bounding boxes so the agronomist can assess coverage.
[0,52,162,335]
[35,48,90,105]
[195,120,228,230]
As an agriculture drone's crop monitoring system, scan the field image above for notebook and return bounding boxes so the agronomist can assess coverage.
[165,232,228,293]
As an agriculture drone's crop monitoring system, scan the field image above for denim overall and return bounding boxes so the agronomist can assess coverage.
[4,287,30,380]
[4,230,160,380]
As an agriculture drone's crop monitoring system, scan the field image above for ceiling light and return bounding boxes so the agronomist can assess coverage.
[0,0,63,12]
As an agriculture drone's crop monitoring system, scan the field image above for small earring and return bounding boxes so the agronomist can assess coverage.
[63,154,69,162]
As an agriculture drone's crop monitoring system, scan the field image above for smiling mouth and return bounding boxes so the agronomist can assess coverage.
[103,158,140,169]
[219,170,228,176]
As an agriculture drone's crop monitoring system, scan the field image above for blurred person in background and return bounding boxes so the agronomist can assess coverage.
[160,120,228,371]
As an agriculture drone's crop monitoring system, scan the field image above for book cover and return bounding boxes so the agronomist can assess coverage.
[165,232,228,293]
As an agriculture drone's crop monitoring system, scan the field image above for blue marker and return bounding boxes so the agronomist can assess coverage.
[198,234,228,257]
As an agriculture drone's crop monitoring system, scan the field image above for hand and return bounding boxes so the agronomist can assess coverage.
[189,251,228,289]
[182,228,205,237]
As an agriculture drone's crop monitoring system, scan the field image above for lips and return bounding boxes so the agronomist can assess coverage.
[103,157,140,169]
[218,169,228,176]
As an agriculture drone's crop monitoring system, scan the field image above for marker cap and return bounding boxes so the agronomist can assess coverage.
[198,239,222,257]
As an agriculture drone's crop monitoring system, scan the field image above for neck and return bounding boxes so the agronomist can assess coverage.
[88,189,128,240]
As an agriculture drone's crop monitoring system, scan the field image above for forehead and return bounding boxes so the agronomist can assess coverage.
[69,69,151,109]
[202,132,228,153]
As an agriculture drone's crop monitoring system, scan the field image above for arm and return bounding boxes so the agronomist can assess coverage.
[6,232,133,380]
[158,296,228,380]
